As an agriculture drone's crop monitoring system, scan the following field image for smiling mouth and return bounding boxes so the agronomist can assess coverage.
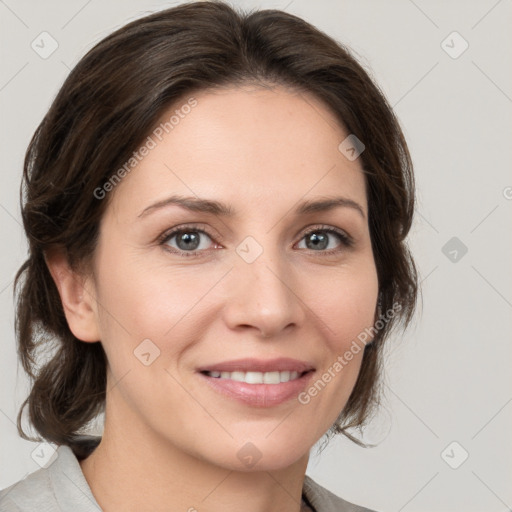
[200,370,312,384]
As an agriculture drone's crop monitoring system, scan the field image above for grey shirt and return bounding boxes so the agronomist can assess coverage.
[0,440,376,512]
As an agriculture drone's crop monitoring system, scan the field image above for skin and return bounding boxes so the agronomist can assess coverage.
[47,84,379,512]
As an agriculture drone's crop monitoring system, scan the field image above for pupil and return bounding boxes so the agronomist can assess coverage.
[178,232,200,250]
[306,232,327,250]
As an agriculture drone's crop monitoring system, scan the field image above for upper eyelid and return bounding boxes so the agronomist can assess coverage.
[159,223,218,242]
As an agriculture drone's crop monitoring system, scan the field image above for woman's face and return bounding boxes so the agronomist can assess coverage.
[86,85,379,470]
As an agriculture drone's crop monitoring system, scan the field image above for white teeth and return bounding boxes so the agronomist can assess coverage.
[231,371,245,382]
[205,370,301,384]
[263,371,280,384]
[280,371,291,382]
[245,371,263,384]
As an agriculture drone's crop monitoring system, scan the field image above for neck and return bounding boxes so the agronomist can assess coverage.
[80,399,310,512]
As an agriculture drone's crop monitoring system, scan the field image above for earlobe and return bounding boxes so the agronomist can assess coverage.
[44,247,101,343]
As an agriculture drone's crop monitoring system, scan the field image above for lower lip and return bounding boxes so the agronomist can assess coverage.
[197,371,315,407]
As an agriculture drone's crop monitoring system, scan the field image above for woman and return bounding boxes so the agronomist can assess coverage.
[0,1,417,511]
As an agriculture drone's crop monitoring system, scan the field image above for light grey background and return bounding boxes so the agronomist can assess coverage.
[1,1,511,511]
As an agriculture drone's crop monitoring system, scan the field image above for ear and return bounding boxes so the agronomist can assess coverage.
[44,247,101,343]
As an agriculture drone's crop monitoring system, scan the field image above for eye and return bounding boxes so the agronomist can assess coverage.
[160,224,217,257]
[158,223,353,258]
[296,226,352,254]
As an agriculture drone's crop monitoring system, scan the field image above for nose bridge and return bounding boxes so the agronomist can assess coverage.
[224,237,304,336]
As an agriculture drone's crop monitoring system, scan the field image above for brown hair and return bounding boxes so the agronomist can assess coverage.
[14,0,417,454]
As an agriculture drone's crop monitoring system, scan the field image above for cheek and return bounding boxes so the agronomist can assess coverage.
[301,261,378,413]
[309,262,379,350]
[92,247,230,376]
[94,245,201,335]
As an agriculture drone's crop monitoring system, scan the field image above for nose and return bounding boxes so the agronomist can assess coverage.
[221,247,306,339]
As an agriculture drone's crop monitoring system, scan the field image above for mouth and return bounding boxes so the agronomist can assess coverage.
[200,369,312,384]
[195,358,316,407]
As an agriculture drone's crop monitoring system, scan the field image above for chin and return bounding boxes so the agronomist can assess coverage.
[200,435,312,472]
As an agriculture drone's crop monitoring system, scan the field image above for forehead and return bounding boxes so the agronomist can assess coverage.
[107,85,367,219]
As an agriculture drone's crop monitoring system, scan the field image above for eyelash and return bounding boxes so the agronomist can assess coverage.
[158,223,353,258]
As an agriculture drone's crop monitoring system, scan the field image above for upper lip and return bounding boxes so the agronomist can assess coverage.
[196,357,315,374]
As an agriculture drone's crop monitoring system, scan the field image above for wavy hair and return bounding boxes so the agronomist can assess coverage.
[14,0,417,456]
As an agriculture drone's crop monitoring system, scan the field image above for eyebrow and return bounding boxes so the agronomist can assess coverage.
[138,195,366,219]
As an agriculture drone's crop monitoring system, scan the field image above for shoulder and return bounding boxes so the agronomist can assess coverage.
[0,464,53,511]
[0,439,101,512]
[302,475,379,512]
